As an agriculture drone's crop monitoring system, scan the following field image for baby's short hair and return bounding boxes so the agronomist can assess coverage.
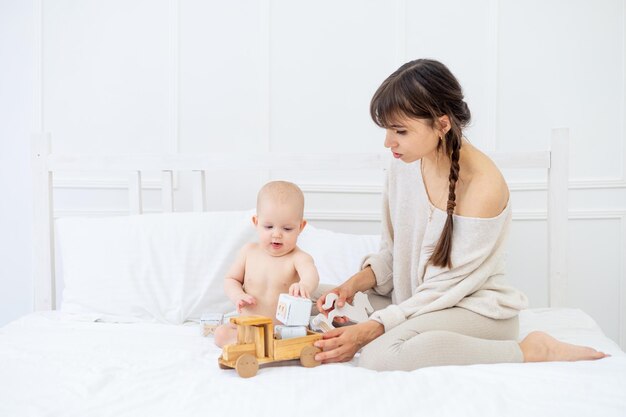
[257,181,304,217]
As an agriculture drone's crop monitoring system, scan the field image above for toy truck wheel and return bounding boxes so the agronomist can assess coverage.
[300,345,322,368]
[218,361,230,370]
[235,354,258,378]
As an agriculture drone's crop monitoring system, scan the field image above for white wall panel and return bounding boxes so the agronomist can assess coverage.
[498,0,624,182]
[0,0,35,326]
[178,0,269,210]
[405,0,496,151]
[507,219,549,308]
[568,219,622,344]
[43,0,172,189]
[268,0,397,187]
[270,0,395,153]
[43,0,172,154]
[570,186,626,211]
[179,0,266,153]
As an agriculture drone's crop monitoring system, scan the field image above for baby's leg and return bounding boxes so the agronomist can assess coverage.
[214,322,238,348]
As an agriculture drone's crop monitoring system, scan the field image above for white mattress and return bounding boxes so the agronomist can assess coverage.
[1,308,624,417]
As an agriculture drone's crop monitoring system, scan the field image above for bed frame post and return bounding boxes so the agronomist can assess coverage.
[161,170,174,212]
[31,133,55,311]
[129,171,143,215]
[548,128,569,307]
[192,170,207,212]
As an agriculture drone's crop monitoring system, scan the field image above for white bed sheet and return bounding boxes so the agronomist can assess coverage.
[1,308,624,417]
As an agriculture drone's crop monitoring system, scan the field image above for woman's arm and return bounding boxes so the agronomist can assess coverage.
[339,266,377,304]
[315,266,376,314]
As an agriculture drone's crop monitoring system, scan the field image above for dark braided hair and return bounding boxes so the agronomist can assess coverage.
[370,59,471,268]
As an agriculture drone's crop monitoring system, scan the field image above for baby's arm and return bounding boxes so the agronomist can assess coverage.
[290,251,320,298]
[224,243,256,312]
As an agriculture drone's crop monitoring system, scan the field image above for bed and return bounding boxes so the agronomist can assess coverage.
[1,129,624,416]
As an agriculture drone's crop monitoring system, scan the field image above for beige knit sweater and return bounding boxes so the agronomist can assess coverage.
[364,159,529,332]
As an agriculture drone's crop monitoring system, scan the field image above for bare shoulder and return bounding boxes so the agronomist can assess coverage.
[292,247,315,264]
[239,242,258,256]
[457,145,509,218]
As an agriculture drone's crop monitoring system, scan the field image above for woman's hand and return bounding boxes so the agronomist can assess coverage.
[313,320,384,363]
[315,283,356,324]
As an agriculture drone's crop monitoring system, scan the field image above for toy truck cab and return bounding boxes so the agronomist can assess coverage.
[218,315,322,378]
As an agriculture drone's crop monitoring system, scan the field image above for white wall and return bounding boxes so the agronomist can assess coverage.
[0,0,35,327]
[1,0,625,348]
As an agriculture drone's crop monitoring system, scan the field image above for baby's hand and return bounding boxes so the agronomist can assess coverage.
[288,282,310,299]
[236,294,256,313]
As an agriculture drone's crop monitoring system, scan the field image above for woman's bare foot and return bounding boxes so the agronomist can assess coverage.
[519,331,610,362]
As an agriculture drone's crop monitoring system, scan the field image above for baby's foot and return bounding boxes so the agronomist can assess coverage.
[519,331,609,363]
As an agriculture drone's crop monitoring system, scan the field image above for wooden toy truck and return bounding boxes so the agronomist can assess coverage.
[218,315,323,378]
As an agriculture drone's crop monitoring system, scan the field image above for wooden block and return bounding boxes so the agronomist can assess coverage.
[254,326,265,358]
[222,343,256,362]
[231,316,273,326]
[236,324,246,344]
[266,323,274,359]
[244,325,254,344]
[273,334,322,361]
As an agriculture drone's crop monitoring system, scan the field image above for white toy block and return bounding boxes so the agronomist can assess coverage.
[200,312,224,336]
[275,294,312,326]
[274,325,308,340]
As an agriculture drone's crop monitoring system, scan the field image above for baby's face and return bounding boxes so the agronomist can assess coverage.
[253,201,305,257]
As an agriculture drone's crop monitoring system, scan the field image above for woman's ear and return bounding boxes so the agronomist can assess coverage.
[437,115,451,135]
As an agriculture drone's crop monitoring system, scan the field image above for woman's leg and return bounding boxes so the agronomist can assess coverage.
[358,307,608,371]
[519,331,608,362]
[358,307,522,371]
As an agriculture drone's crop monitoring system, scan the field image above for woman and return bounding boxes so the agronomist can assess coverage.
[313,59,608,371]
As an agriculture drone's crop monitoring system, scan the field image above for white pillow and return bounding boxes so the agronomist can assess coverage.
[297,225,380,287]
[56,210,256,323]
[56,211,381,324]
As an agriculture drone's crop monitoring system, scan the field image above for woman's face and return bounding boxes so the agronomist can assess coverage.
[383,115,444,163]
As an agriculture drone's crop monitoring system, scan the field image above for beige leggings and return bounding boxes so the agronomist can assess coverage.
[313,284,523,371]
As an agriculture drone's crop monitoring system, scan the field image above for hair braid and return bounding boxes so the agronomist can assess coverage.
[429,123,462,269]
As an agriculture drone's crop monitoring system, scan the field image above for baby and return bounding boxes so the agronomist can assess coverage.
[214,181,320,347]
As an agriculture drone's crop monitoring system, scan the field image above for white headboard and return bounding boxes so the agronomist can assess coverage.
[31,128,569,311]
